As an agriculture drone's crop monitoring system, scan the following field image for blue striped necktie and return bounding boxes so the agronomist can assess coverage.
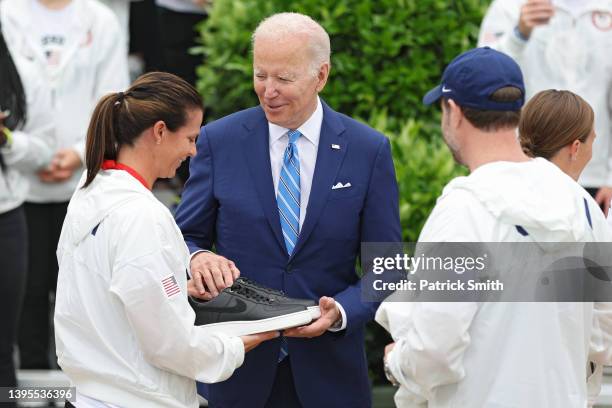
[277,129,301,362]
[277,130,301,255]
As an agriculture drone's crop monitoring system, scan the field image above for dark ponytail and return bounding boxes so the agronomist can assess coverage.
[0,25,26,131]
[0,24,27,174]
[83,72,203,188]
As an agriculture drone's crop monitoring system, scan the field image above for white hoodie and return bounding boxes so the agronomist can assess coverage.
[0,0,129,202]
[478,0,612,188]
[376,158,612,408]
[55,170,244,407]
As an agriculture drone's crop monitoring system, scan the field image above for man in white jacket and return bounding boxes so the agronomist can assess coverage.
[478,0,612,213]
[376,47,612,407]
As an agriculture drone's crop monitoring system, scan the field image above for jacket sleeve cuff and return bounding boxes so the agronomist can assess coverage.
[72,140,86,165]
[387,342,427,403]
[1,129,25,153]
[499,30,528,58]
[228,335,245,369]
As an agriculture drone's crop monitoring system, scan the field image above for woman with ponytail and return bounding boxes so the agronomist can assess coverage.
[519,90,596,185]
[54,72,276,408]
[520,90,612,408]
[0,26,53,404]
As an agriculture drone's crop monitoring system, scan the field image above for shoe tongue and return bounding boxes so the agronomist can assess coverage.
[231,282,274,303]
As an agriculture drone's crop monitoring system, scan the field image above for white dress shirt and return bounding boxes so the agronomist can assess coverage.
[268,97,323,229]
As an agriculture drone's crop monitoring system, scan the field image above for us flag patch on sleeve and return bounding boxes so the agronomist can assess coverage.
[161,275,181,298]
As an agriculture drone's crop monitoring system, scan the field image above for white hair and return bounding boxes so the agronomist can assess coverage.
[252,12,331,76]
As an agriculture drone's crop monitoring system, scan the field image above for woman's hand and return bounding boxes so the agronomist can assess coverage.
[240,331,280,352]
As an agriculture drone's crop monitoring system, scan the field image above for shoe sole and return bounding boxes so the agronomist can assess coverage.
[199,309,316,336]
[307,306,321,320]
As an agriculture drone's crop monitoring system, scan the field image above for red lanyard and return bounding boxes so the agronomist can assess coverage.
[101,160,150,190]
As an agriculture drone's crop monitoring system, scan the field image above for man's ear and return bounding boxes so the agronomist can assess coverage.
[447,99,463,128]
[316,62,330,93]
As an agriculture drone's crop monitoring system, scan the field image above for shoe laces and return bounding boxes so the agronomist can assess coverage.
[228,282,275,304]
[236,277,287,297]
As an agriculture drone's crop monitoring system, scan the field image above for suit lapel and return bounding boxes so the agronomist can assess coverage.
[240,109,286,253]
[291,103,347,259]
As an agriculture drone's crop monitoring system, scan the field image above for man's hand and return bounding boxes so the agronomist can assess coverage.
[38,148,82,182]
[189,251,240,299]
[595,186,612,216]
[283,296,340,338]
[240,331,280,352]
[518,0,554,39]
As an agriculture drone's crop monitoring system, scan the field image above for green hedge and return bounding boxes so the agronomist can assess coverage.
[195,0,488,130]
[369,111,466,242]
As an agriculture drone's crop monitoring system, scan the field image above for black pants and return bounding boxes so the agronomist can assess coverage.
[157,7,206,184]
[264,358,303,408]
[18,201,68,369]
[157,6,205,87]
[0,206,27,404]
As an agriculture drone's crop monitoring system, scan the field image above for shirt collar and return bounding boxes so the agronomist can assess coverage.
[268,97,323,147]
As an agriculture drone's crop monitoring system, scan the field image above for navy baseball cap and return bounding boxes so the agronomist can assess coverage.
[423,47,525,111]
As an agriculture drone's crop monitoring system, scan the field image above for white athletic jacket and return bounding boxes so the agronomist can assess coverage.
[0,55,54,213]
[0,0,129,202]
[377,158,612,408]
[478,0,612,188]
[55,170,244,407]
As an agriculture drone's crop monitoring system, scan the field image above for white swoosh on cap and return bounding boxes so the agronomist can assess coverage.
[442,86,452,93]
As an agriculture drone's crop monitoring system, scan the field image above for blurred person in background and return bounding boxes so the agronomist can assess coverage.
[0,0,129,369]
[479,0,612,214]
[55,72,276,407]
[0,25,53,401]
[98,0,141,46]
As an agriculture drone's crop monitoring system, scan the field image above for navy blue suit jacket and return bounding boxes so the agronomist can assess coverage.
[175,101,401,408]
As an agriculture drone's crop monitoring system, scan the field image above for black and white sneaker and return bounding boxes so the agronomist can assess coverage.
[234,277,321,320]
[189,280,320,336]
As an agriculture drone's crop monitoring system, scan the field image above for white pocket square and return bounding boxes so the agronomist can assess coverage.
[332,182,352,190]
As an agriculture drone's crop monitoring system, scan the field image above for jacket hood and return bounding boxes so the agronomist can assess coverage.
[62,170,152,246]
[2,0,91,32]
[441,158,590,242]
